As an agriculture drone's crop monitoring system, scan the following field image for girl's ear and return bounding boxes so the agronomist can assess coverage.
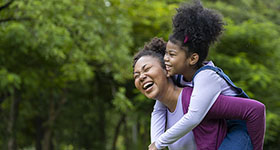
[189,53,199,65]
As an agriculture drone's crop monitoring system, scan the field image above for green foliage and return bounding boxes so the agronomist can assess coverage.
[113,87,134,113]
[210,19,280,111]
[0,0,280,149]
[125,0,177,51]
[0,69,21,93]
[265,112,280,143]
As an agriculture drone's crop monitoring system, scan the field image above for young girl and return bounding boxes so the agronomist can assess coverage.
[150,1,261,150]
[133,45,265,150]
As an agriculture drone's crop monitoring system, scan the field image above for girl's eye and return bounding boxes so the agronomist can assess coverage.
[169,53,176,56]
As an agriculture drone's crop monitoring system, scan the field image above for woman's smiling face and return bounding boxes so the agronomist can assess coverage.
[133,56,167,99]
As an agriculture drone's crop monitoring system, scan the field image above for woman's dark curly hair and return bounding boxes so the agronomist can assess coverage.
[133,37,167,70]
[169,0,224,67]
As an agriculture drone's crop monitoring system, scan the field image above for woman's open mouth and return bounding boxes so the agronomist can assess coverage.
[142,81,154,92]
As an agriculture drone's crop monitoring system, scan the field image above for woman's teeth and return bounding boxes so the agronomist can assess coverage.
[143,82,154,90]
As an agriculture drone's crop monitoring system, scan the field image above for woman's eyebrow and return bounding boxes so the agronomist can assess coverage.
[133,64,147,74]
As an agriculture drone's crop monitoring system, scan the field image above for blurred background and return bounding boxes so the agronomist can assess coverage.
[0,0,280,150]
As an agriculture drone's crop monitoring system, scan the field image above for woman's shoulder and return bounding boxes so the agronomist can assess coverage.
[182,87,193,98]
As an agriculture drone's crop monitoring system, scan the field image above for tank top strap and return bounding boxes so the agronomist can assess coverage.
[181,87,193,114]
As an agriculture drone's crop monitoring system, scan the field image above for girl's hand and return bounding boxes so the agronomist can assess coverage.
[148,142,158,150]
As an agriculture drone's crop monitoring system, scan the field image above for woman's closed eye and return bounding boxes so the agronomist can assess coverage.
[134,65,152,79]
[144,66,151,72]
[134,73,139,79]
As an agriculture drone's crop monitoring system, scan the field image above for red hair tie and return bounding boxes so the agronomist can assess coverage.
[184,35,188,43]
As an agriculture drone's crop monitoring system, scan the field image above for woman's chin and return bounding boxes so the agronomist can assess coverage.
[145,93,156,99]
[144,91,159,100]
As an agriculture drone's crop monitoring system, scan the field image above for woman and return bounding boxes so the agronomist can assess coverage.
[133,41,265,150]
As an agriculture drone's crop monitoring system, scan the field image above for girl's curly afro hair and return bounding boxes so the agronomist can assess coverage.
[133,37,167,70]
[169,0,224,66]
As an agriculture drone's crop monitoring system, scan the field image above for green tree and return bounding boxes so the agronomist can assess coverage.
[1,0,280,149]
[0,0,132,149]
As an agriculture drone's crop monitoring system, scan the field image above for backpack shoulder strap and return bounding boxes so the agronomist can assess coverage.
[192,65,249,98]
[172,74,184,87]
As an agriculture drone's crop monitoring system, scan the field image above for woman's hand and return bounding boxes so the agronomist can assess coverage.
[148,142,158,150]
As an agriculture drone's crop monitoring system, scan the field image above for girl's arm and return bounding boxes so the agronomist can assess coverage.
[207,95,265,150]
[151,100,167,143]
[155,70,223,149]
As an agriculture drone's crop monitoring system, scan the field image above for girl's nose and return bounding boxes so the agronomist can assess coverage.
[164,54,169,62]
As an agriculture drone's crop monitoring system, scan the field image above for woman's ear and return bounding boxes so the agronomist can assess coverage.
[189,53,199,65]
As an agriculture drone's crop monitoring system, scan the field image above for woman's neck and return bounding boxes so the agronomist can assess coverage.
[157,79,182,112]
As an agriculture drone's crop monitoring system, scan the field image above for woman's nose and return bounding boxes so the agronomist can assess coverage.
[139,74,147,82]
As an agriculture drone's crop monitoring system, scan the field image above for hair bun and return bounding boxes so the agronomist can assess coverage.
[143,37,166,57]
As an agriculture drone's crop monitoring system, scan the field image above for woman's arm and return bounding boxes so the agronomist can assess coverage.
[151,100,167,143]
[207,95,266,150]
[155,70,223,149]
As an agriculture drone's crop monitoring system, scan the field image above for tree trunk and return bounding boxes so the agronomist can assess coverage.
[124,118,130,150]
[7,92,20,150]
[132,121,138,146]
[42,129,52,150]
[35,117,44,150]
[97,101,106,150]
[42,100,55,150]
[112,114,125,150]
[42,93,67,150]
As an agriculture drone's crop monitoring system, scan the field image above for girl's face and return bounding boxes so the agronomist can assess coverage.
[134,56,168,99]
[164,41,192,77]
